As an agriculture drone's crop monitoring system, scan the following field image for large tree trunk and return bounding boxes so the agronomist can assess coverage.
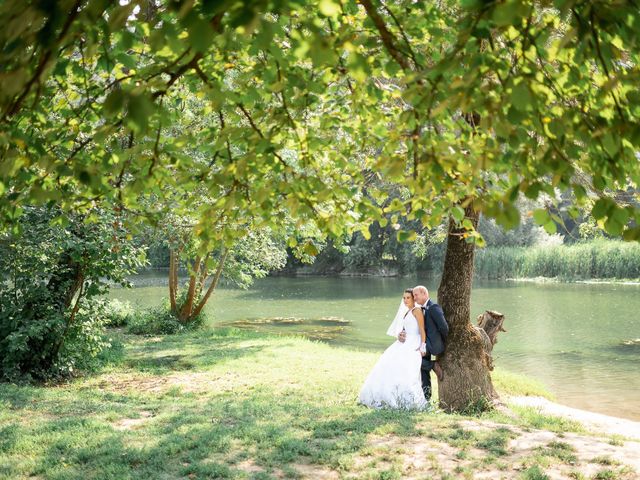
[437,201,498,412]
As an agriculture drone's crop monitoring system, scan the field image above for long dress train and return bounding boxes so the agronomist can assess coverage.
[358,308,427,410]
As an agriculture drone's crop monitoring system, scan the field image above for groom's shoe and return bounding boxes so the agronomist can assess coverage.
[433,361,444,382]
[422,385,432,401]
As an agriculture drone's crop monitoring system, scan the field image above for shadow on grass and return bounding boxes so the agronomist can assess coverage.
[139,395,427,478]
[1,329,431,478]
[0,383,48,410]
[124,343,268,375]
[122,330,272,374]
[5,392,429,479]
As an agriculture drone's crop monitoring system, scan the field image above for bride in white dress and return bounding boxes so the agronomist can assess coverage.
[359,288,428,410]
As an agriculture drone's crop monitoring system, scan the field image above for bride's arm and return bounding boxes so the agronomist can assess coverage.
[413,308,426,354]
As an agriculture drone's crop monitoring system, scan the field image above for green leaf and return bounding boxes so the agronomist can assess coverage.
[187,18,214,53]
[319,0,341,17]
[302,241,319,256]
[533,209,549,225]
[451,206,465,222]
[495,204,520,229]
[126,94,154,133]
[573,184,587,200]
[103,90,124,117]
[601,133,619,157]
[623,226,640,241]
[592,198,613,220]
[524,182,542,200]
[511,82,533,112]
[543,220,557,234]
[397,230,417,242]
[492,2,527,26]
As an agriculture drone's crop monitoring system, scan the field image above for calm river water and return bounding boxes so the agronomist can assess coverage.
[111,274,640,420]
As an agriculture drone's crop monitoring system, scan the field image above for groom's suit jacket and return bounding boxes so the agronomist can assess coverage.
[422,299,449,356]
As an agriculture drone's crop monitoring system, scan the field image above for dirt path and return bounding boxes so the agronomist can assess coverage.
[272,420,640,479]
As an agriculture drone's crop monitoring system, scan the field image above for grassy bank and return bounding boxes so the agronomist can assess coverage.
[475,240,640,281]
[0,329,635,479]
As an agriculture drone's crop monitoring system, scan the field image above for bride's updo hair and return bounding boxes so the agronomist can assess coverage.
[404,288,414,295]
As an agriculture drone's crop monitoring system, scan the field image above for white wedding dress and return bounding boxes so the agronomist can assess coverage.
[358,307,427,410]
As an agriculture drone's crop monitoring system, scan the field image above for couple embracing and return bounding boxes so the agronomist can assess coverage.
[359,285,449,410]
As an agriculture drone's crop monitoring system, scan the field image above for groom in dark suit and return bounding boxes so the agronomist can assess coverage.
[399,285,449,400]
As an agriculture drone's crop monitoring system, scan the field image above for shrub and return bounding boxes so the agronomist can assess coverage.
[0,207,145,381]
[128,301,206,336]
[103,299,135,328]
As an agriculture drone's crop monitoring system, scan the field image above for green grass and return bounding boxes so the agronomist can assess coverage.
[492,367,554,399]
[507,405,585,433]
[520,465,550,480]
[0,328,614,479]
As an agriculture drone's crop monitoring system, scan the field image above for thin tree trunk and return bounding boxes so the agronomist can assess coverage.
[49,278,85,366]
[191,248,228,318]
[178,255,201,322]
[169,249,177,314]
[194,252,210,301]
[46,242,84,311]
[172,246,181,303]
[437,201,497,412]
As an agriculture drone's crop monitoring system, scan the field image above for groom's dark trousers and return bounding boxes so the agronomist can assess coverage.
[421,300,449,400]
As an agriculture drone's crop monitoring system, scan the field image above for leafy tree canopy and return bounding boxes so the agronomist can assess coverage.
[1,0,639,245]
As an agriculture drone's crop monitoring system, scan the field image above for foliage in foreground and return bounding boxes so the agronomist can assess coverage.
[2,1,640,245]
[0,208,145,380]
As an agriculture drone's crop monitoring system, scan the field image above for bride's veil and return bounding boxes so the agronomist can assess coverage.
[386,299,409,337]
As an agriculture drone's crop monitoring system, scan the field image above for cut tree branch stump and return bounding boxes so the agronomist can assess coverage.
[474,310,506,370]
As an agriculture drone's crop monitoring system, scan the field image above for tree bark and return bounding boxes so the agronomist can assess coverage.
[191,248,228,319]
[437,201,498,412]
[50,279,85,363]
[178,255,201,322]
[475,310,507,371]
[194,252,211,301]
[476,310,506,353]
[169,249,177,314]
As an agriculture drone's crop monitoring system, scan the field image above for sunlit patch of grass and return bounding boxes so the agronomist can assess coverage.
[593,469,618,480]
[508,405,586,433]
[608,435,625,446]
[520,465,551,480]
[568,472,587,480]
[492,368,554,399]
[475,426,517,456]
[537,440,578,463]
[427,425,477,450]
